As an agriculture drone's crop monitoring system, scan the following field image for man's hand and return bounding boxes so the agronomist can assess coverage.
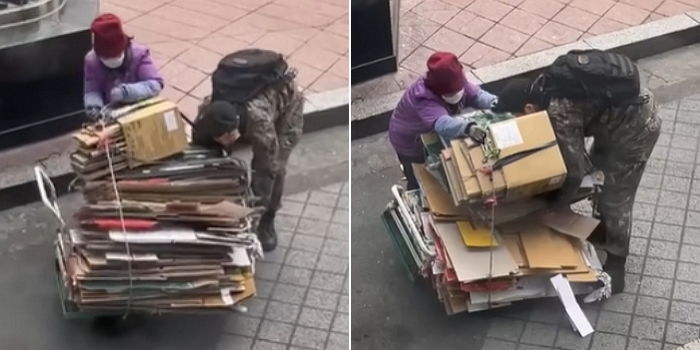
[465,122,487,144]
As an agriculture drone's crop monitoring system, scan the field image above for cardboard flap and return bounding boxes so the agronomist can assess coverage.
[520,224,581,269]
[414,165,465,218]
[540,210,600,240]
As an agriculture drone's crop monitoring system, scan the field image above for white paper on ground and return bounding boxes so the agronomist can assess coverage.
[550,274,594,337]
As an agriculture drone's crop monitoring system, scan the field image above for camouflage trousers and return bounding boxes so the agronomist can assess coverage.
[591,100,662,257]
[246,81,304,218]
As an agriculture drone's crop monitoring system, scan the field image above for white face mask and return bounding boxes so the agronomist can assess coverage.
[100,52,125,69]
[442,89,464,105]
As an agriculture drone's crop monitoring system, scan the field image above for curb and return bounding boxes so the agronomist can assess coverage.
[0,87,349,210]
[351,12,700,140]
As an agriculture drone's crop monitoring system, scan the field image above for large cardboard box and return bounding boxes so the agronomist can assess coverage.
[118,100,188,168]
[488,111,567,201]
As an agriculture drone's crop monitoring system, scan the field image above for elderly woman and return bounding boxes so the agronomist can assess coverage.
[83,13,163,119]
[388,51,497,190]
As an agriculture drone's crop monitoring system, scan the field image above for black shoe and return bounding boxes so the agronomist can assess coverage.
[588,224,606,245]
[604,254,626,294]
[258,213,278,252]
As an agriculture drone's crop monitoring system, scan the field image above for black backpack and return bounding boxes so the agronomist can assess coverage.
[211,48,290,104]
[542,49,640,105]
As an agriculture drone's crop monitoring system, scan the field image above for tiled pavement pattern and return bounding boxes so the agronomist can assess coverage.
[217,182,349,350]
[477,97,700,350]
[101,0,348,119]
[352,0,700,103]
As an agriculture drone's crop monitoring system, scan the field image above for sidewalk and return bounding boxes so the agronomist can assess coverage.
[353,0,700,107]
[102,0,348,119]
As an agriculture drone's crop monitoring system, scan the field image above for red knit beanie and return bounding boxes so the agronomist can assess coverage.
[91,13,128,58]
[425,52,466,95]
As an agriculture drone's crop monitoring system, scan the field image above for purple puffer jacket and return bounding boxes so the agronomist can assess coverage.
[83,42,164,107]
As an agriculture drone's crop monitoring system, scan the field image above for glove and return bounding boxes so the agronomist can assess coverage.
[109,85,127,103]
[465,122,487,144]
[85,106,102,121]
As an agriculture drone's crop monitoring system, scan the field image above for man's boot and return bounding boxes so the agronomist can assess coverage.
[604,254,626,294]
[258,212,278,252]
[588,224,606,245]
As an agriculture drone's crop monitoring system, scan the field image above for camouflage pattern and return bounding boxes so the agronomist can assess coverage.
[548,88,661,257]
[199,80,304,216]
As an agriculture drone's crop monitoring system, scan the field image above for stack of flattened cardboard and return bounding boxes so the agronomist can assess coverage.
[409,111,605,329]
[71,98,188,181]
[56,100,262,314]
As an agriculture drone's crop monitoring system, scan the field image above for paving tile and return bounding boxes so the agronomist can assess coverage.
[296,218,329,238]
[553,5,599,31]
[635,203,656,221]
[272,283,307,304]
[487,317,525,341]
[687,211,700,229]
[307,30,348,55]
[654,206,685,226]
[650,223,682,246]
[602,293,636,313]
[569,0,615,15]
[674,122,700,137]
[302,204,335,221]
[316,254,348,274]
[332,313,349,333]
[518,0,565,19]
[637,187,660,204]
[644,257,677,277]
[635,296,670,319]
[161,60,208,93]
[327,223,349,242]
[520,322,557,346]
[535,21,583,46]
[171,0,249,21]
[639,276,674,298]
[627,255,644,274]
[591,332,627,350]
[596,311,631,335]
[657,191,688,209]
[338,295,348,313]
[252,340,286,350]
[412,0,460,24]
[587,17,630,36]
[424,27,475,56]
[467,0,513,21]
[400,45,435,74]
[668,148,697,163]
[256,280,275,299]
[216,334,253,350]
[285,249,318,269]
[674,281,700,303]
[291,44,341,71]
[258,320,294,344]
[257,262,282,281]
[310,271,345,292]
[243,297,268,318]
[630,237,649,256]
[479,24,530,53]
[459,42,511,68]
[445,10,496,39]
[297,307,335,330]
[626,338,663,350]
[291,234,325,253]
[647,240,680,259]
[670,301,700,325]
[291,326,328,349]
[326,332,348,350]
[329,57,349,79]
[265,301,301,324]
[482,338,517,350]
[307,191,339,208]
[604,2,650,25]
[555,328,593,350]
[656,0,697,17]
[131,16,211,40]
[633,221,653,238]
[278,266,313,287]
[517,345,550,350]
[279,201,305,217]
[677,262,700,283]
[500,8,547,35]
[665,322,700,344]
[676,110,700,125]
[515,36,554,56]
[642,173,663,189]
[332,209,349,224]
[322,239,349,258]
[631,316,666,341]
[625,273,641,293]
[305,288,341,311]
[151,5,229,31]
[680,244,700,264]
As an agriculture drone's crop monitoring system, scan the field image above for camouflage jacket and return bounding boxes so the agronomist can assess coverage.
[548,88,659,205]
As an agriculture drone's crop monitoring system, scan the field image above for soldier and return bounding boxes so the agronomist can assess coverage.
[192,49,304,252]
[493,73,661,294]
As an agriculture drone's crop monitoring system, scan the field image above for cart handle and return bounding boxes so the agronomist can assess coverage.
[34,165,65,227]
[391,185,435,257]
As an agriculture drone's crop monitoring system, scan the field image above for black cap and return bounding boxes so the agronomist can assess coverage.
[492,78,534,114]
[192,101,241,147]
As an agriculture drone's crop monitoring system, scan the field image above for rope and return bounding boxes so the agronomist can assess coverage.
[100,120,135,318]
